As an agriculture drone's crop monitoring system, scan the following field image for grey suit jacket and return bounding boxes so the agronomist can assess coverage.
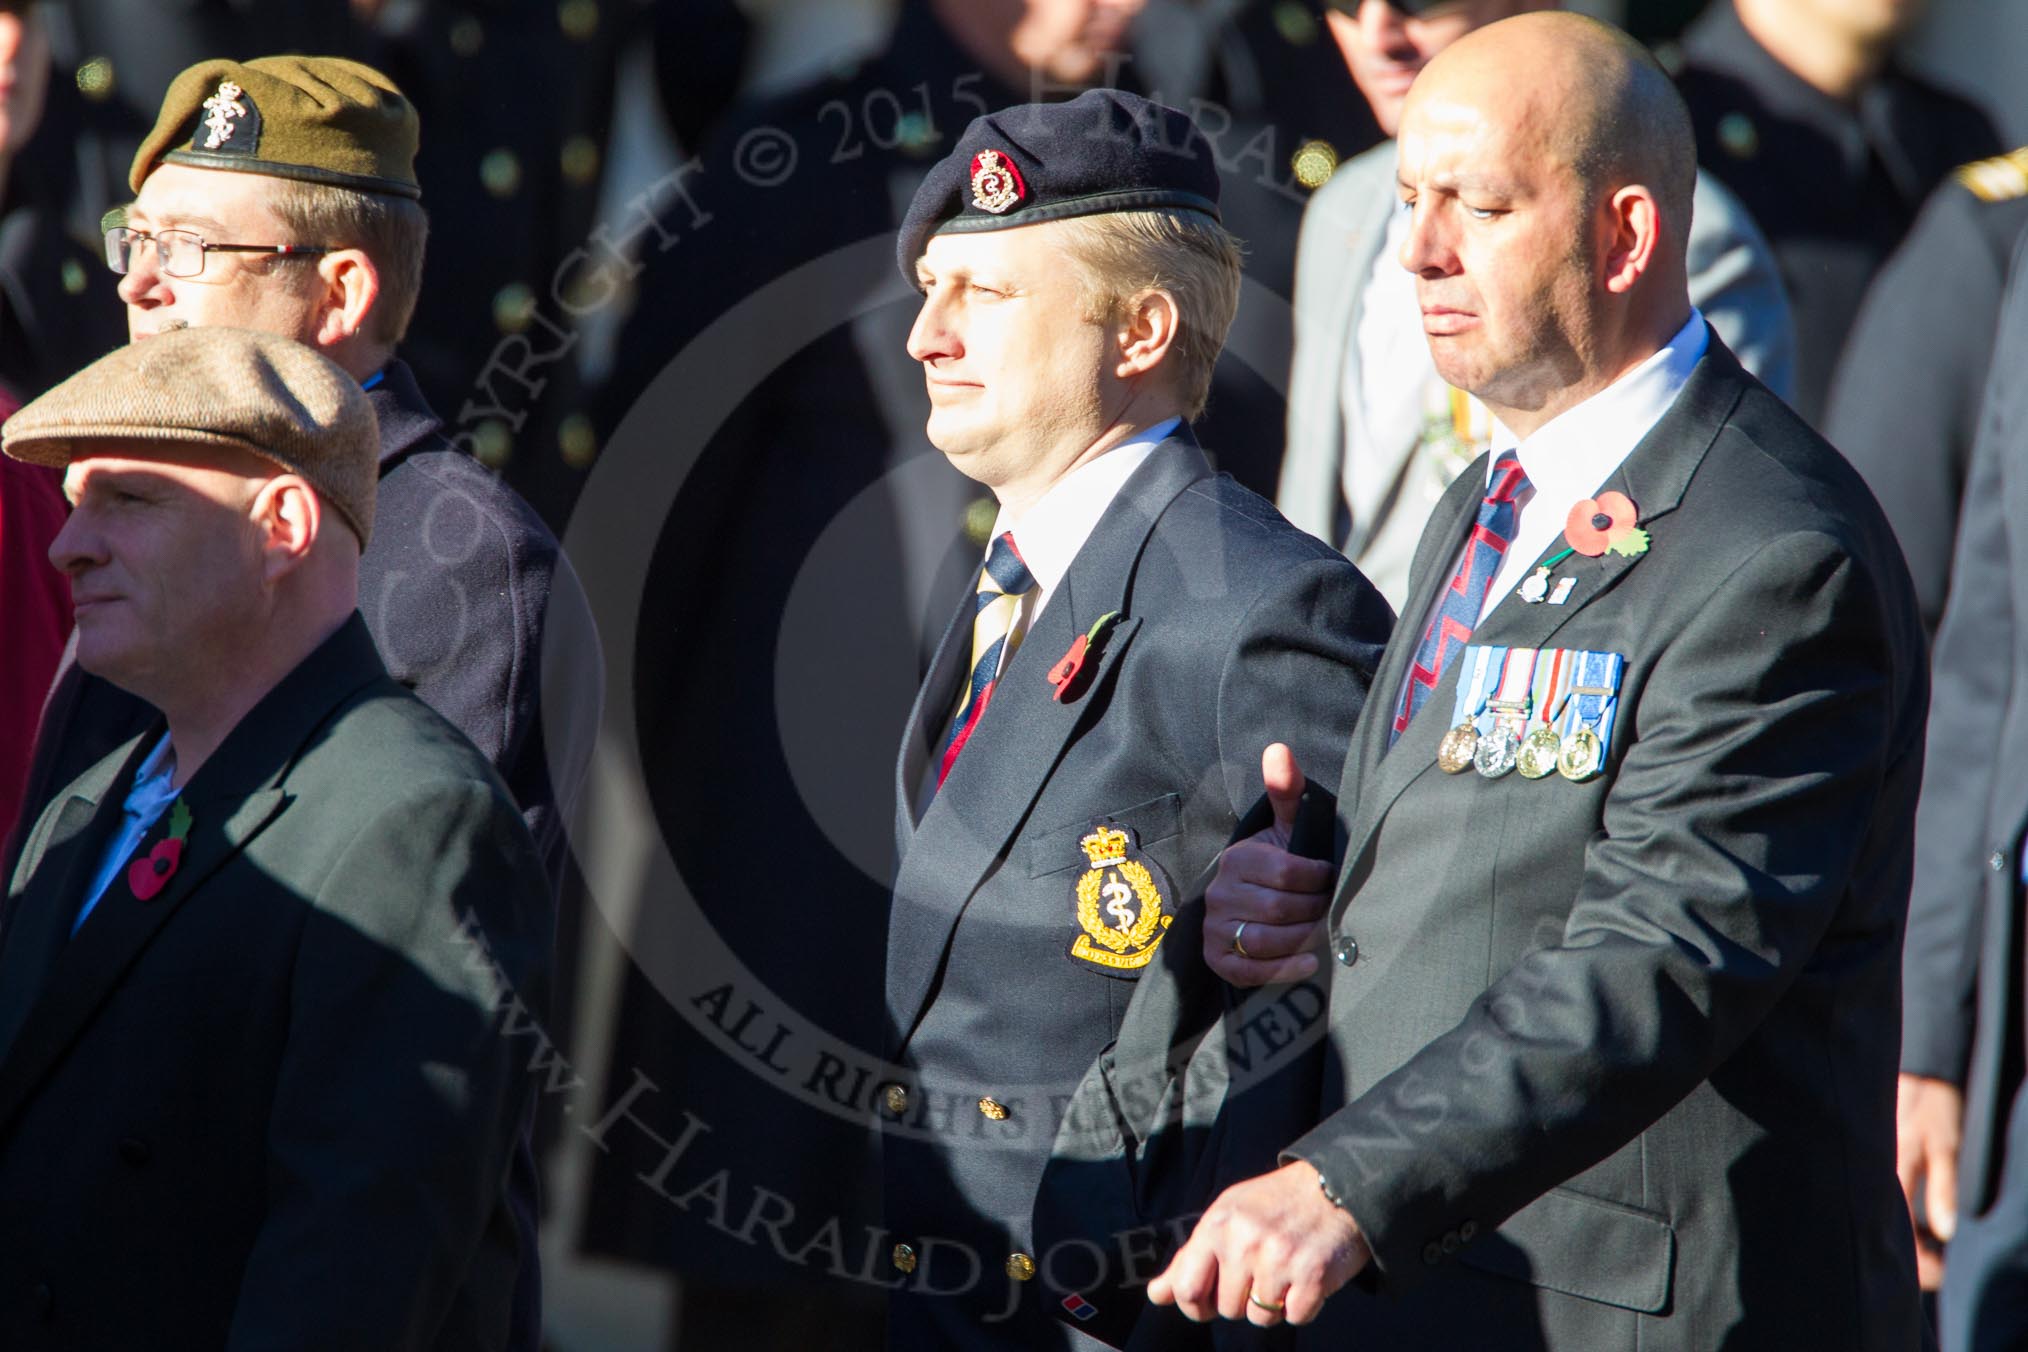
[1251,337,1923,1350]
[882,437,1392,1349]
[1902,226,2028,1217]
[0,616,550,1350]
[1279,143,1797,609]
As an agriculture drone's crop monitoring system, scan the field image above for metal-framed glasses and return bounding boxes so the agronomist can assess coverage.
[104,227,332,280]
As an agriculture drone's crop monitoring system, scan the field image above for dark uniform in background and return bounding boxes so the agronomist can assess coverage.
[1901,225,2028,1352]
[1826,146,2028,640]
[1668,0,2001,423]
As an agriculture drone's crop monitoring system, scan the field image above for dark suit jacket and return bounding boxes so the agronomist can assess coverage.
[8,357,601,893]
[0,615,550,1349]
[882,438,1392,1349]
[1245,337,1926,1349]
[1902,226,2028,1218]
[1826,163,2028,638]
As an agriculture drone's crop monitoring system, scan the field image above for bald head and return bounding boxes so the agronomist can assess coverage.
[1394,12,1696,434]
[1421,13,1696,256]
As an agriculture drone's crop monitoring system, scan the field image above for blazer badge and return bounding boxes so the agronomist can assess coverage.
[1069,823,1171,974]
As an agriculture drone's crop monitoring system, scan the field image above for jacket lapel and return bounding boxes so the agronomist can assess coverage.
[1333,451,1488,823]
[1335,334,1746,894]
[894,592,974,852]
[885,439,1209,1054]
[0,615,390,1132]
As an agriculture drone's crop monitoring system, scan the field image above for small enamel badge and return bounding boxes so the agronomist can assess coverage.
[1519,567,1551,604]
[201,81,249,151]
[970,149,1027,214]
[129,799,193,902]
[1069,823,1171,974]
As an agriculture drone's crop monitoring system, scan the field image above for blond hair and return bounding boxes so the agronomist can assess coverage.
[1056,209,1242,420]
[265,179,429,348]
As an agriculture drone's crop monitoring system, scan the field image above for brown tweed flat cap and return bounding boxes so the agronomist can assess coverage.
[131,56,420,199]
[3,328,380,544]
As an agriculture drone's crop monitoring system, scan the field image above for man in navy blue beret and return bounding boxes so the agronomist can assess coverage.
[880,88,1392,1350]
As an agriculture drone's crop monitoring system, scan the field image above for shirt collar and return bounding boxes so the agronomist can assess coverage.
[992,417,1182,594]
[123,732,179,816]
[1489,311,1708,507]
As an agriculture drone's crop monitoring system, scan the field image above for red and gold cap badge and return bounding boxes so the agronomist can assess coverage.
[969,149,1027,214]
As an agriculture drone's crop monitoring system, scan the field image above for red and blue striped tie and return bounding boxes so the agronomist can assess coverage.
[1392,451,1530,743]
[937,531,1037,786]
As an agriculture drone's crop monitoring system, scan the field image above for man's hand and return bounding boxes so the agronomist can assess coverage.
[1897,1072,1963,1291]
[1148,1160,1371,1325]
[1204,744,1331,986]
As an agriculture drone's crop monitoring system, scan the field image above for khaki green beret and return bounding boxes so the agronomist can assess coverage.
[3,327,381,545]
[131,56,421,200]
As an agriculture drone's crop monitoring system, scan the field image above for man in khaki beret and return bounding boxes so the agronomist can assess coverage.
[15,51,595,911]
[7,58,594,1347]
[0,326,550,1348]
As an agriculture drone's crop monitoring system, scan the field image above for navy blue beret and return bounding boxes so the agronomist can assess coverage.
[896,89,1222,282]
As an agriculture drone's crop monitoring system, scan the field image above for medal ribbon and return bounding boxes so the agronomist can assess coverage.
[1447,644,1502,735]
[1562,650,1626,750]
[1489,647,1536,725]
[1530,647,1571,729]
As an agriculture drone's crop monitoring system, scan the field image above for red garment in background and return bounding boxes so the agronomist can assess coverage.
[0,384,69,844]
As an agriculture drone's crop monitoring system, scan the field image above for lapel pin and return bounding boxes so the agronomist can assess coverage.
[128,798,193,902]
[1519,566,1551,604]
[1046,611,1122,704]
[1564,491,1649,558]
[1549,577,1578,605]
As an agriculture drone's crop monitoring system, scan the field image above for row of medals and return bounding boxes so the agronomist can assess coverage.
[1437,708,1603,782]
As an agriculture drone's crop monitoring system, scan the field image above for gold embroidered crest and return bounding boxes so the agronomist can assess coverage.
[1070,824,1170,972]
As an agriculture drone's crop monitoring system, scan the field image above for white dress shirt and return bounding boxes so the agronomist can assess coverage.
[988,416,1180,644]
[1345,205,1425,516]
[1401,311,1709,666]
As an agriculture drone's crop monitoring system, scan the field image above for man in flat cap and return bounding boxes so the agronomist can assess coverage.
[6,57,595,1347]
[14,53,597,901]
[0,326,549,1348]
[880,88,1391,1348]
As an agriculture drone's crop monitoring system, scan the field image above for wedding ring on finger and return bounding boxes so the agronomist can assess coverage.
[1233,920,1254,958]
[1247,1291,1286,1314]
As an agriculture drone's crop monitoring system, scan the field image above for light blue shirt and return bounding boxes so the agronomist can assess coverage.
[75,733,178,934]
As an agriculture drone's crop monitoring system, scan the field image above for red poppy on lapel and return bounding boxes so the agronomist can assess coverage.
[129,798,193,902]
[1047,611,1122,704]
[1563,491,1649,558]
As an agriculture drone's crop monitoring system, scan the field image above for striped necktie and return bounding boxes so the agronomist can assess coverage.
[936,531,1036,787]
[1391,450,1530,743]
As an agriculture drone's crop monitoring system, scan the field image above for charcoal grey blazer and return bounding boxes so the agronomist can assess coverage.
[1253,335,1926,1351]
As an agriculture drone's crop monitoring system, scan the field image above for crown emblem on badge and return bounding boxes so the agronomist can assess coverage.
[970,149,1027,214]
[1079,825,1130,868]
[202,80,248,150]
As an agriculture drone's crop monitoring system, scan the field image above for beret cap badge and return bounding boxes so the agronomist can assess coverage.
[969,149,1027,214]
[200,80,252,152]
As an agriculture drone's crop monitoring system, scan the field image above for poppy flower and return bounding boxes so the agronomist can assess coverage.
[1563,491,1648,557]
[129,798,193,902]
[1047,612,1121,703]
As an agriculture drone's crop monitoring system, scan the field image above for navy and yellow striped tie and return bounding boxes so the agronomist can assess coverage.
[936,531,1036,786]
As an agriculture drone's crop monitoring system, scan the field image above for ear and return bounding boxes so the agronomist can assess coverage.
[250,475,323,584]
[1600,185,1661,296]
[1112,287,1182,382]
[310,248,382,349]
